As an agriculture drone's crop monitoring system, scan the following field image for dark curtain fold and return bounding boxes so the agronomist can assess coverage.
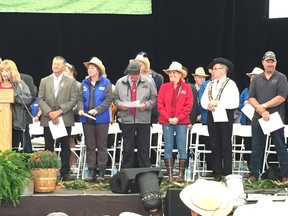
[0,0,287,93]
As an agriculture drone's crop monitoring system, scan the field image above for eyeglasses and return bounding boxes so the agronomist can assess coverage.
[212,67,223,71]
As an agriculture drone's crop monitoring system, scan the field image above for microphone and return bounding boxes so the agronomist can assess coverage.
[2,71,10,81]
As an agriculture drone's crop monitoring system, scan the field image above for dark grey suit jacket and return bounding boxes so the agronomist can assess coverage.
[38,74,78,127]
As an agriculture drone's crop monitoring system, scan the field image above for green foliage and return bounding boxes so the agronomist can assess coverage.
[244,179,288,190]
[0,150,31,206]
[60,180,110,190]
[26,151,60,170]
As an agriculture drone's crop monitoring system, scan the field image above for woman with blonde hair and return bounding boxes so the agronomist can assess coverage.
[0,59,32,149]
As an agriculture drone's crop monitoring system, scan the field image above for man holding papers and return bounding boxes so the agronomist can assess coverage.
[38,56,78,181]
[114,61,157,168]
[201,57,239,181]
[248,51,288,183]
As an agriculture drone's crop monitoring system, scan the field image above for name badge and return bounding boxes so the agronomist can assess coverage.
[99,87,105,90]
[180,90,186,94]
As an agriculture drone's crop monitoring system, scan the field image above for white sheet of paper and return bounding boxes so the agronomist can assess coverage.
[124,100,141,108]
[241,103,255,121]
[258,112,284,134]
[83,112,96,120]
[48,116,68,139]
[212,107,228,122]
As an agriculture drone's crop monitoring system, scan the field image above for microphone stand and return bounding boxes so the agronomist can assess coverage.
[8,78,33,152]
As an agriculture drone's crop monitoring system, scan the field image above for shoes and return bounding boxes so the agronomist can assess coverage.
[205,172,214,178]
[96,176,105,183]
[61,173,75,181]
[282,177,288,183]
[248,176,257,183]
[213,176,222,182]
[84,168,97,183]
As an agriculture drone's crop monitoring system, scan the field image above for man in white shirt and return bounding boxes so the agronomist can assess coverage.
[201,57,239,181]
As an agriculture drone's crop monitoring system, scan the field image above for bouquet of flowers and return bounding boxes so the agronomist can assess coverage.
[27,150,61,170]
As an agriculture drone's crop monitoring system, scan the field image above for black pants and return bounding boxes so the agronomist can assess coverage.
[207,109,234,177]
[121,123,151,168]
[12,124,33,153]
[44,127,72,175]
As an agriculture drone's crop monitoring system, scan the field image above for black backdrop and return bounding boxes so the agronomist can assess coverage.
[0,0,287,92]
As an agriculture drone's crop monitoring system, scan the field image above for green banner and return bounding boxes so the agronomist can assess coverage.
[0,0,152,14]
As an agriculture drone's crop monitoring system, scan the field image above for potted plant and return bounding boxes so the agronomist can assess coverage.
[0,150,31,206]
[27,150,61,193]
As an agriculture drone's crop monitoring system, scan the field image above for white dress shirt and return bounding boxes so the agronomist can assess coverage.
[201,76,239,110]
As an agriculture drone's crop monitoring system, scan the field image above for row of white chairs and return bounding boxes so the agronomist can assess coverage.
[25,121,285,180]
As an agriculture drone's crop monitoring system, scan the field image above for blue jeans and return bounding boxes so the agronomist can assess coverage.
[249,124,288,178]
[162,124,187,159]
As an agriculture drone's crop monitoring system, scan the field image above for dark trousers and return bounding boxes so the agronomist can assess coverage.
[12,124,33,153]
[207,109,234,177]
[44,127,71,175]
[83,122,109,169]
[121,123,151,168]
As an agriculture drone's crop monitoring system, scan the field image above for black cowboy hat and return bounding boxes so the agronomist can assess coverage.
[207,57,234,74]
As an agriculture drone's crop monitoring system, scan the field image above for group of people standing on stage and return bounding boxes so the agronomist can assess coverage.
[1,50,288,184]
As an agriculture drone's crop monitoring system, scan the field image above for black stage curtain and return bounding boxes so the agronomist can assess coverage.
[0,0,287,93]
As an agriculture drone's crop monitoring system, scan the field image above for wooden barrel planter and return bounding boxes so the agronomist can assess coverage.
[30,168,58,193]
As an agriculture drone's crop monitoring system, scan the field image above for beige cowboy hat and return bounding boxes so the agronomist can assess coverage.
[163,61,187,78]
[83,57,106,74]
[246,67,264,77]
[180,179,234,216]
[133,54,150,69]
[192,67,209,77]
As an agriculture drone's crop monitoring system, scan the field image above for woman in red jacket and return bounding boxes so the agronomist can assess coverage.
[158,61,193,182]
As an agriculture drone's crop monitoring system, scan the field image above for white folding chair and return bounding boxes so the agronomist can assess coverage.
[232,124,252,175]
[151,123,163,167]
[29,122,45,151]
[262,125,288,173]
[106,123,122,176]
[70,122,86,179]
[191,124,212,181]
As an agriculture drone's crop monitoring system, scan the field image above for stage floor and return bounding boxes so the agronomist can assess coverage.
[1,184,288,216]
[0,188,149,216]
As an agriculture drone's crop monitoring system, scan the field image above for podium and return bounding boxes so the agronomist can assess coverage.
[0,89,14,151]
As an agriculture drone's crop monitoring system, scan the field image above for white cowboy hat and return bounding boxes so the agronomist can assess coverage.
[163,61,187,78]
[83,57,106,74]
[134,54,150,69]
[180,179,234,216]
[246,67,264,77]
[192,67,209,77]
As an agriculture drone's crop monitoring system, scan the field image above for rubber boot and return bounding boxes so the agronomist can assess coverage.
[164,159,175,183]
[176,159,186,183]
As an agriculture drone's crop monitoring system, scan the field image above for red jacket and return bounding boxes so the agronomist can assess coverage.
[158,80,193,125]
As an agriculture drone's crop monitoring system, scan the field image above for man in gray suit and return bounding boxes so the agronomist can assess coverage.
[38,56,78,181]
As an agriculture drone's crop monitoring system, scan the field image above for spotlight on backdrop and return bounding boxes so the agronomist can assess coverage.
[109,167,163,214]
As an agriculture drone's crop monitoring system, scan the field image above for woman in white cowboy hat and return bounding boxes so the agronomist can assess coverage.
[158,61,193,182]
[180,179,234,216]
[78,57,113,183]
